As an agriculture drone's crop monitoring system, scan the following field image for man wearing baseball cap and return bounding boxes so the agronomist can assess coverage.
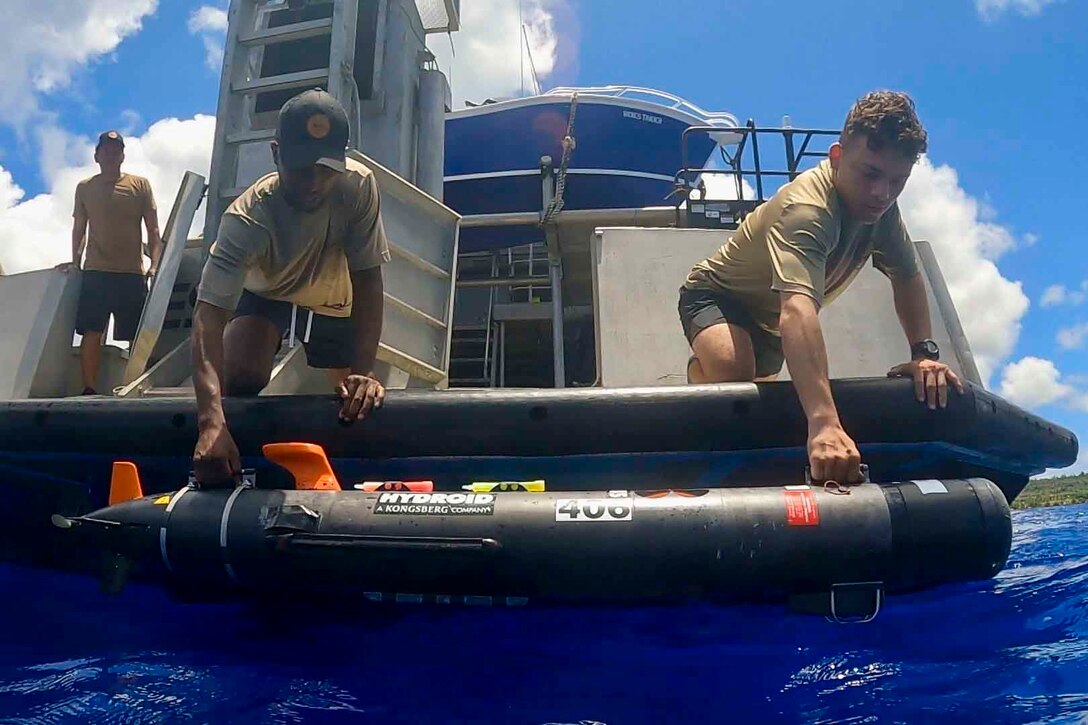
[191,89,392,486]
[59,130,161,395]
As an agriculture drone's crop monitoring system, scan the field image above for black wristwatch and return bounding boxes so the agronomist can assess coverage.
[911,339,940,361]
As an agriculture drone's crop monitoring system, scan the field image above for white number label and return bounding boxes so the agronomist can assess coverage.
[555,498,633,522]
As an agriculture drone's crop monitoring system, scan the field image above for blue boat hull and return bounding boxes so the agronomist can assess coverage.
[444,96,722,251]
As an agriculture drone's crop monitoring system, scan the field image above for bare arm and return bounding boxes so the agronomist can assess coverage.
[337,172,390,421]
[190,300,242,484]
[192,301,231,431]
[335,267,386,422]
[70,210,88,267]
[891,272,931,347]
[779,292,838,428]
[143,208,163,275]
[779,291,862,483]
[349,267,384,375]
[887,271,964,407]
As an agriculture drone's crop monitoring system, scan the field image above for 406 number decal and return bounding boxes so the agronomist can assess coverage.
[555,497,633,522]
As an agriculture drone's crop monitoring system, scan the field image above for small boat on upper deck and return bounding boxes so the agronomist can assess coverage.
[444,85,742,252]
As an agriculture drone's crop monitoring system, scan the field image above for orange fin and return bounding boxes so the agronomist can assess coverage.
[262,442,342,491]
[109,461,144,505]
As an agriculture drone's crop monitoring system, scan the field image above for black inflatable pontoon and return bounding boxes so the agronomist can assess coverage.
[0,379,1077,498]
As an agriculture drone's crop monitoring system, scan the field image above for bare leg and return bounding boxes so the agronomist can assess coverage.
[688,323,758,383]
[222,316,282,396]
[80,331,104,392]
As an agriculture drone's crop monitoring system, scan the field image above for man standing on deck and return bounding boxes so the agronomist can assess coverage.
[58,131,162,395]
[679,90,964,485]
[190,89,391,487]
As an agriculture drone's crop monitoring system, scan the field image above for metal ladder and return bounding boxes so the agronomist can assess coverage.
[448,253,498,387]
[203,0,361,245]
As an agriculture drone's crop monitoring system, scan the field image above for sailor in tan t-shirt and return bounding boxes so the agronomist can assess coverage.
[191,89,391,487]
[58,130,161,395]
[679,90,964,484]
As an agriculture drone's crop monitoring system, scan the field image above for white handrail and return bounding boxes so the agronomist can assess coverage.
[543,85,740,127]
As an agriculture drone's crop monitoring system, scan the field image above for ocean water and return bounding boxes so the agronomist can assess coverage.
[2,504,1088,724]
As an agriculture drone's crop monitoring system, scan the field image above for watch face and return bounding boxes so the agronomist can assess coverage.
[914,340,940,359]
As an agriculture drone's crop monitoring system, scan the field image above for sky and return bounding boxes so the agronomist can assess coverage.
[0,0,1084,472]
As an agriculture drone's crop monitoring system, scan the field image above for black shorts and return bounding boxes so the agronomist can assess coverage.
[235,290,354,369]
[76,270,148,341]
[677,286,784,378]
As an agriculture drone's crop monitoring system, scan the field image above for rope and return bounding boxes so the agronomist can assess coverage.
[823,480,852,495]
[541,92,578,225]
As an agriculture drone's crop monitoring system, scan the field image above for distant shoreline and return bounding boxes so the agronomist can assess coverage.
[1012,475,1088,510]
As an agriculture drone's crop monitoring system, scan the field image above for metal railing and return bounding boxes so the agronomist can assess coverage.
[544,85,741,128]
[508,242,550,304]
[673,120,840,218]
[482,254,497,383]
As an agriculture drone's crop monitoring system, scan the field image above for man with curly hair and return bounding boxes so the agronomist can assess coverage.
[679,90,963,484]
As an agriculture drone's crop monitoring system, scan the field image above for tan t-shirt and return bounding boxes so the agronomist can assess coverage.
[197,156,391,318]
[73,173,156,274]
[685,159,919,335]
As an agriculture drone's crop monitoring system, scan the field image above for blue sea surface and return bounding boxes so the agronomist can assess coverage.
[2,504,1088,724]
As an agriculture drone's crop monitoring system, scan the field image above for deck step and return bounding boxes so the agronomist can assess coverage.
[141,386,196,398]
[234,67,329,94]
[239,17,333,47]
[451,341,487,351]
[449,377,493,387]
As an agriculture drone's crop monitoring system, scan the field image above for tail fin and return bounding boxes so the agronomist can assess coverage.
[262,442,342,491]
[109,462,144,505]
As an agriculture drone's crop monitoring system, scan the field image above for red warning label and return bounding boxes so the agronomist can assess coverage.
[784,488,820,526]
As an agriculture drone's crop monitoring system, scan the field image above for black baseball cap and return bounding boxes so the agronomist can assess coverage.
[96,130,124,149]
[276,89,349,172]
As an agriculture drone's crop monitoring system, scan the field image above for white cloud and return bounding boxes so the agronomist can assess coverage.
[1023,232,1040,247]
[897,157,1029,384]
[188,5,228,33]
[188,5,228,72]
[1058,323,1088,351]
[977,0,1061,21]
[119,109,143,135]
[1041,285,1066,307]
[690,172,757,202]
[0,0,157,127]
[427,0,567,108]
[1040,282,1087,308]
[0,115,216,274]
[1000,356,1073,408]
